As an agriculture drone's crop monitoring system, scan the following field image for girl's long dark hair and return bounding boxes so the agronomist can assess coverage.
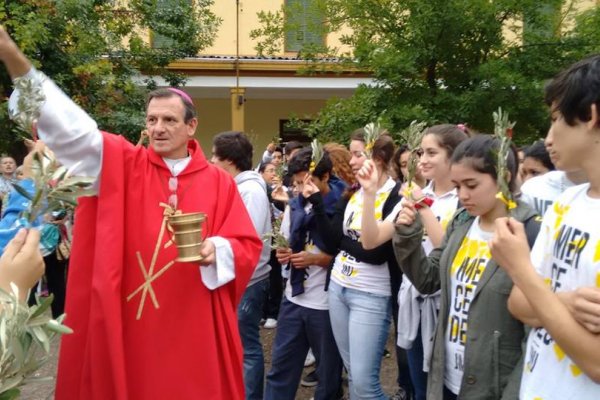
[451,134,519,193]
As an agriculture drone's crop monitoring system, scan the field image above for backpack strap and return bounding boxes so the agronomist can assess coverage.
[523,214,543,249]
[382,181,402,219]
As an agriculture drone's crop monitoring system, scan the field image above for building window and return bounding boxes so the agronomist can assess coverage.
[284,0,325,52]
[151,0,192,49]
[279,119,311,144]
[523,1,562,40]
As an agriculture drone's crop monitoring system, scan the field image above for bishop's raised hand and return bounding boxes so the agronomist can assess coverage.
[0,25,33,79]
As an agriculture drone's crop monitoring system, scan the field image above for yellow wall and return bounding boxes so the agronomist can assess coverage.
[326,26,354,56]
[193,97,327,163]
[503,0,599,45]
[140,1,597,56]
[194,99,230,156]
[206,1,353,57]
[562,0,599,30]
[208,1,278,56]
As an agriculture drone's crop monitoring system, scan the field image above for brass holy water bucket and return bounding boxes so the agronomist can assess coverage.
[168,212,206,262]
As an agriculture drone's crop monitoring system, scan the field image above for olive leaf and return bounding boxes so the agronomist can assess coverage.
[9,75,46,135]
[363,121,385,159]
[0,286,72,397]
[492,107,517,215]
[8,75,96,224]
[262,218,289,250]
[397,120,427,194]
[309,139,324,173]
[16,155,96,224]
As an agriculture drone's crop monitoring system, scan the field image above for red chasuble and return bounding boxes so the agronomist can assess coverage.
[55,133,261,400]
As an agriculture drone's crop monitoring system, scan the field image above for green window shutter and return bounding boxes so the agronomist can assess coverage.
[523,0,562,41]
[152,32,173,49]
[152,0,192,49]
[284,0,324,52]
[303,1,324,49]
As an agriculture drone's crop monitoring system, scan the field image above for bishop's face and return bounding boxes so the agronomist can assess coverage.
[146,96,197,159]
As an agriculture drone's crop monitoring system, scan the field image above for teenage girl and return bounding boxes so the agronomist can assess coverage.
[393,135,540,399]
[359,125,468,400]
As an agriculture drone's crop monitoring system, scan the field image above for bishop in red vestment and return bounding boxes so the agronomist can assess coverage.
[54,133,261,399]
[0,28,262,399]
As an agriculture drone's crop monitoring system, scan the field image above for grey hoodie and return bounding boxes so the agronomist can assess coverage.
[235,170,272,286]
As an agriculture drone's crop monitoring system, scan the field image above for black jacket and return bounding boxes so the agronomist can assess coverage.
[308,181,403,298]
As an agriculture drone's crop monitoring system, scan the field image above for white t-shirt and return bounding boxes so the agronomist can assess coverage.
[520,184,600,400]
[421,183,460,255]
[280,202,329,310]
[395,183,459,364]
[280,206,291,280]
[331,178,397,296]
[520,171,576,216]
[444,217,493,394]
[387,183,459,255]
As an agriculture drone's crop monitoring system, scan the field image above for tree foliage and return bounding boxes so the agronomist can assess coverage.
[252,0,600,145]
[0,0,220,155]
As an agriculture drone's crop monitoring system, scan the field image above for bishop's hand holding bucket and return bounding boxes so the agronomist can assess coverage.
[168,212,209,263]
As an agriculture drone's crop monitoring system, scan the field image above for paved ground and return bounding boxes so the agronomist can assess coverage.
[262,325,400,400]
[22,325,400,400]
[19,339,59,400]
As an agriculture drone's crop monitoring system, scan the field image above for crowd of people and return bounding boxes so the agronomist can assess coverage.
[248,113,600,400]
[0,147,70,319]
[0,24,600,400]
[211,83,600,400]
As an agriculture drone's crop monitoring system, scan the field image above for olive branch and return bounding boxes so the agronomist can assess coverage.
[493,107,517,214]
[397,120,427,197]
[262,218,289,250]
[309,139,324,173]
[363,121,385,159]
[8,74,96,224]
[0,284,72,399]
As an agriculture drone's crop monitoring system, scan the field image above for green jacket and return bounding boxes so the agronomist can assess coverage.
[392,202,540,400]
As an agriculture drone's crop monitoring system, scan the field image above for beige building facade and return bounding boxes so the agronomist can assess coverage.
[149,1,367,162]
[153,0,599,161]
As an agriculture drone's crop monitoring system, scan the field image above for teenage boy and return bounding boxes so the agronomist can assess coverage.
[491,55,600,399]
[520,127,587,216]
[211,131,272,400]
[265,147,344,400]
